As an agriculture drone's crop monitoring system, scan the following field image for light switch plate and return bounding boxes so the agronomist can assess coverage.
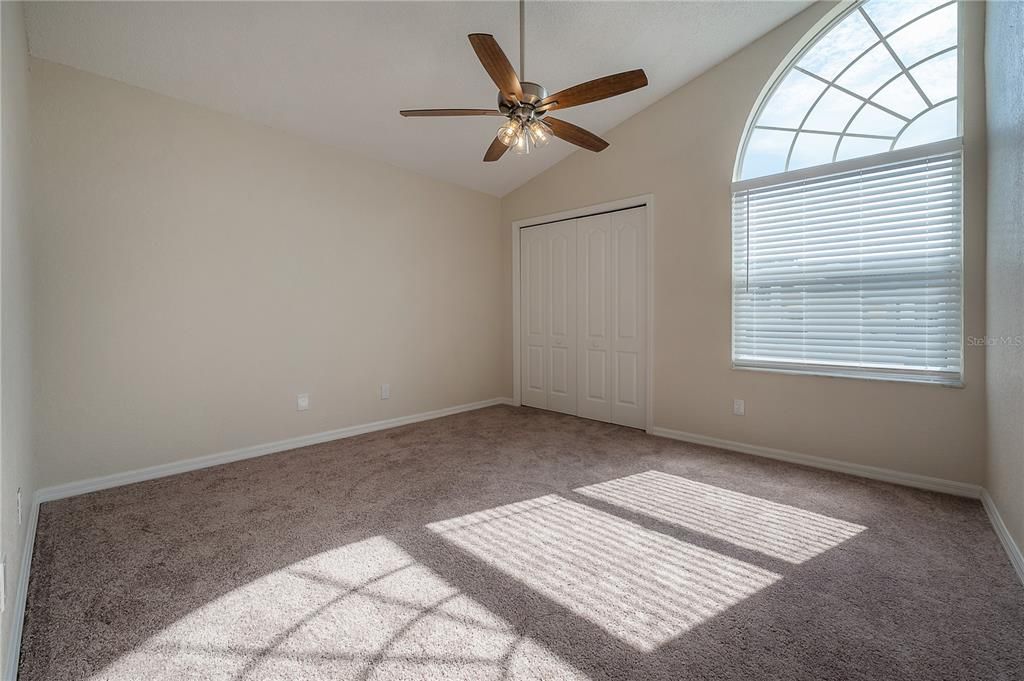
[297,393,310,411]
[733,399,745,416]
[380,383,390,400]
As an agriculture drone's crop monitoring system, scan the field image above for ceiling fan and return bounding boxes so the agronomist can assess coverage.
[400,0,648,162]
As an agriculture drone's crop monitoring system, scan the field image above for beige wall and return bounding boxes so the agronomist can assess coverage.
[12,0,1009,530]
[1,2,35,673]
[29,59,505,489]
[985,0,1024,551]
[501,2,988,484]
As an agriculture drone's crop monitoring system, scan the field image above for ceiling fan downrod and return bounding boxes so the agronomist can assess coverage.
[500,0,546,120]
[519,0,525,82]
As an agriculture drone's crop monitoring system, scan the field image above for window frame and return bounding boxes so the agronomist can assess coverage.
[730,0,966,387]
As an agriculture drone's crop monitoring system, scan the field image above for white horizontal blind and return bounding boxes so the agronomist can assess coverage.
[732,148,963,384]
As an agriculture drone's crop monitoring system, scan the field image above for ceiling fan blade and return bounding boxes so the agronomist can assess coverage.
[400,109,503,117]
[468,34,524,103]
[544,117,609,152]
[538,69,648,111]
[483,136,510,162]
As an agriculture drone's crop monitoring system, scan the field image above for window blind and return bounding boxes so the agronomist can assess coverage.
[732,148,963,384]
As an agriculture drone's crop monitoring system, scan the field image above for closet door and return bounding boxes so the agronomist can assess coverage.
[520,226,548,409]
[546,220,578,414]
[576,214,613,423]
[522,207,646,427]
[610,207,647,428]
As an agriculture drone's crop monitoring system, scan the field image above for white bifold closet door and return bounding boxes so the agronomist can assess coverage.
[521,206,646,428]
[520,219,577,414]
[577,207,647,428]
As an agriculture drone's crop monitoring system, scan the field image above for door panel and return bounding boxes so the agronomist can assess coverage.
[546,220,577,414]
[576,214,612,423]
[526,346,545,390]
[549,231,570,338]
[610,207,647,428]
[586,349,607,399]
[585,231,608,338]
[615,351,639,405]
[616,224,640,338]
[521,227,547,408]
[550,346,570,394]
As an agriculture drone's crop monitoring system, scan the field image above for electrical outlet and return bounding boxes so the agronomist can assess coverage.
[380,383,390,400]
[733,399,745,416]
[296,393,310,411]
[17,487,22,526]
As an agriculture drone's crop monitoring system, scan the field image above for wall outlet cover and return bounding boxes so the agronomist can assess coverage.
[733,399,745,416]
[297,393,310,411]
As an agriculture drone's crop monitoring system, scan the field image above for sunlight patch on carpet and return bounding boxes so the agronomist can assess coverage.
[95,536,585,681]
[427,495,781,652]
[574,470,866,563]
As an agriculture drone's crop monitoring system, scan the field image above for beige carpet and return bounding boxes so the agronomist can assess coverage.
[18,405,1024,680]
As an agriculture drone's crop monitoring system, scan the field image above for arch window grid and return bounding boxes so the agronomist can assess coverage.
[738,0,961,180]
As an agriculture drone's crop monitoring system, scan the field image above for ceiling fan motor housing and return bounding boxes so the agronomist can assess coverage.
[499,81,548,117]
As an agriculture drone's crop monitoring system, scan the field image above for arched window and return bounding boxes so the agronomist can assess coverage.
[732,0,963,385]
[738,0,959,179]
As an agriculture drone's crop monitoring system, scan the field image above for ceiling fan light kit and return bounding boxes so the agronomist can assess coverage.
[526,119,552,148]
[497,118,522,146]
[400,0,648,162]
[497,95,552,154]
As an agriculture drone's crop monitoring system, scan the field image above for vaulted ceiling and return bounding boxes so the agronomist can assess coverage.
[24,1,812,196]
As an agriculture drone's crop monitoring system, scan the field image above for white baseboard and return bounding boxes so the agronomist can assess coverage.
[4,495,39,681]
[648,426,983,499]
[35,397,515,504]
[981,489,1024,586]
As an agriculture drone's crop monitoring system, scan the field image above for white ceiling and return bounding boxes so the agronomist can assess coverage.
[24,1,812,196]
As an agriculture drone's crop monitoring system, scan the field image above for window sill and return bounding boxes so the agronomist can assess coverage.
[731,362,964,388]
